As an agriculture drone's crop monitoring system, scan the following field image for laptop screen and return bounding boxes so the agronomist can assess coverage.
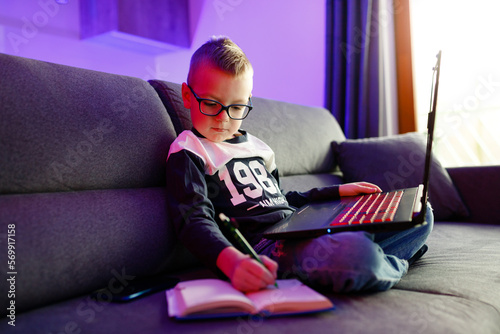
[419,50,442,217]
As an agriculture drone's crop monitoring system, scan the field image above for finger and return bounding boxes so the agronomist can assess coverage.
[357,182,382,193]
[233,265,270,292]
[364,182,382,191]
[242,258,276,287]
[233,277,260,292]
[248,258,275,282]
[260,255,278,279]
[231,262,265,292]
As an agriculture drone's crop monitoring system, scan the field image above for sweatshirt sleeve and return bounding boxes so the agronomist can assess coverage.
[271,169,341,208]
[165,150,232,272]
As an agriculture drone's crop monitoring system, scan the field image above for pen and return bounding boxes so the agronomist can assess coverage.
[219,213,279,288]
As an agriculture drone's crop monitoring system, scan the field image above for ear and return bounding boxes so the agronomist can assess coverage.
[181,82,192,109]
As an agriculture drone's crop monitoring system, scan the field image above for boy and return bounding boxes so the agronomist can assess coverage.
[165,36,433,293]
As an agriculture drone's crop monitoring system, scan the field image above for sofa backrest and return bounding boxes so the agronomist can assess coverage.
[149,80,346,177]
[0,53,177,194]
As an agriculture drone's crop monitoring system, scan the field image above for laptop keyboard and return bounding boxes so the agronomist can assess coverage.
[330,190,404,225]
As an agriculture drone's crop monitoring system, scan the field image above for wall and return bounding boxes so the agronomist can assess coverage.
[0,0,326,107]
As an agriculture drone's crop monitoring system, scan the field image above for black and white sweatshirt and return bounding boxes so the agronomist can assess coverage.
[165,129,339,270]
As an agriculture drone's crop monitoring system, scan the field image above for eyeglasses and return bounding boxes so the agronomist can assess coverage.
[188,85,253,120]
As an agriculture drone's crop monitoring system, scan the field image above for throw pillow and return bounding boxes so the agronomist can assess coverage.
[332,132,469,221]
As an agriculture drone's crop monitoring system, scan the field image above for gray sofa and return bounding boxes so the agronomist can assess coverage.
[1,52,499,333]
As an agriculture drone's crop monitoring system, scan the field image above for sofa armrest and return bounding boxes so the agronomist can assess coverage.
[447,165,500,225]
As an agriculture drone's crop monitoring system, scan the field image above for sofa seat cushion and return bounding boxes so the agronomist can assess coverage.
[0,187,187,315]
[4,287,499,334]
[149,80,346,177]
[332,133,469,220]
[395,222,500,315]
[0,53,176,194]
[4,223,500,334]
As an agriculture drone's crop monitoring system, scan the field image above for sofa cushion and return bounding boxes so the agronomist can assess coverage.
[395,222,500,318]
[5,223,500,333]
[0,53,176,194]
[0,187,190,315]
[148,81,191,135]
[5,284,499,334]
[332,132,469,220]
[149,80,346,176]
[447,166,500,224]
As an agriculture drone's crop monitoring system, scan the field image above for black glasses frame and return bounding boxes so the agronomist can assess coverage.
[188,85,253,120]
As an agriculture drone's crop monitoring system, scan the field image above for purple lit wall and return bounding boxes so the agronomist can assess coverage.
[0,0,326,107]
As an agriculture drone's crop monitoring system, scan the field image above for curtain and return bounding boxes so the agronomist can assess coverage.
[325,0,398,139]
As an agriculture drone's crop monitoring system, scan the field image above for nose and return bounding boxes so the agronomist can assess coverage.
[215,107,230,121]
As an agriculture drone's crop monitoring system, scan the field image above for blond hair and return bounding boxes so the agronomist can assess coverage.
[187,36,253,85]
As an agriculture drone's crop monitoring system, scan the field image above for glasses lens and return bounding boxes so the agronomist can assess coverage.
[228,105,250,119]
[200,100,222,115]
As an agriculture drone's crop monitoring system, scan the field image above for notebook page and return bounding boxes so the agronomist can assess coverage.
[245,279,333,314]
[171,279,257,316]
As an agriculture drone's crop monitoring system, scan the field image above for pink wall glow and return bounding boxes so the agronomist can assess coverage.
[0,0,326,107]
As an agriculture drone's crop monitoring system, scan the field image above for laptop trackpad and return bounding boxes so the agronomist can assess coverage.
[287,200,345,230]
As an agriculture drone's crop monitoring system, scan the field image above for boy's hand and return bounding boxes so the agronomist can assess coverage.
[339,182,382,197]
[217,246,278,292]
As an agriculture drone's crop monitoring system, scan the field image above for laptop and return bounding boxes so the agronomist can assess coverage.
[263,51,442,239]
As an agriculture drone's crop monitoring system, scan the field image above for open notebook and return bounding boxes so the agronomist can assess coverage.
[166,278,334,320]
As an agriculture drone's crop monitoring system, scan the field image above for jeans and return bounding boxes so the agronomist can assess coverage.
[256,204,434,293]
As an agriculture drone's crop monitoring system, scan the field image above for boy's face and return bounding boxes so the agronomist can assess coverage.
[182,64,253,142]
